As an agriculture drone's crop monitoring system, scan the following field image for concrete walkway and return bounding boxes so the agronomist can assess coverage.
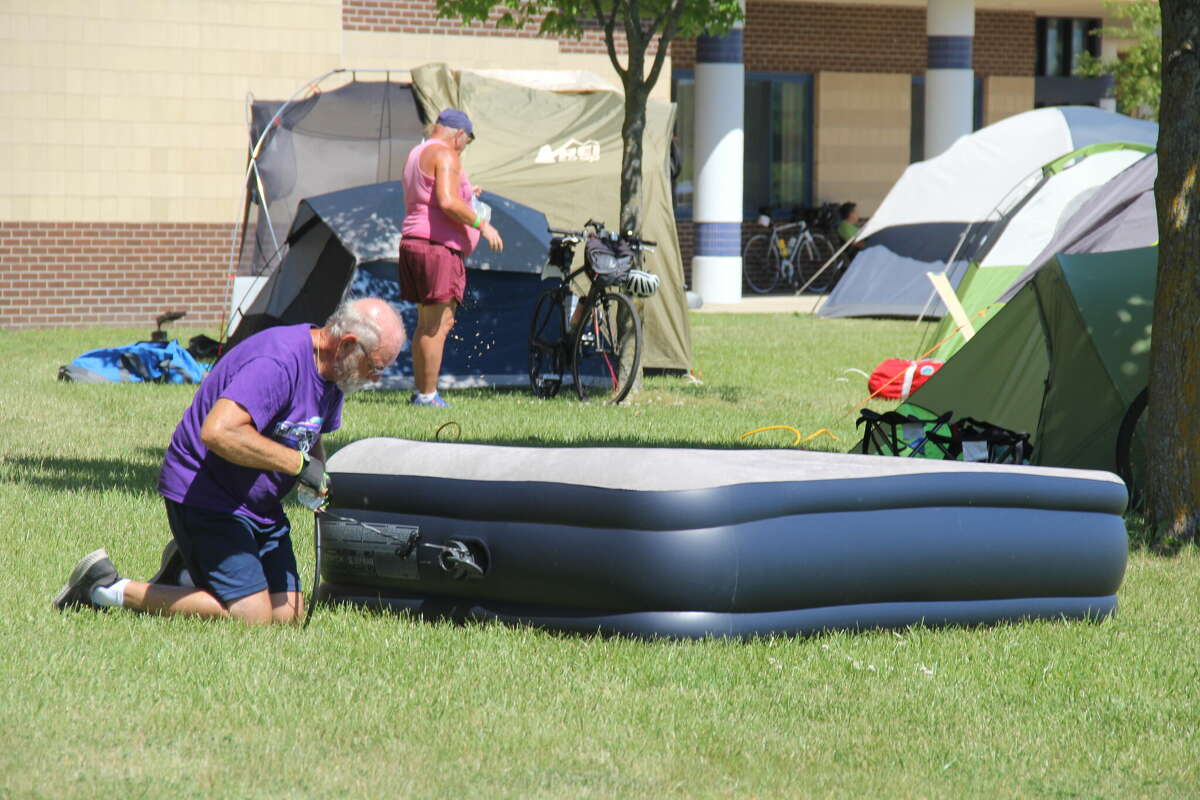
[690,293,827,314]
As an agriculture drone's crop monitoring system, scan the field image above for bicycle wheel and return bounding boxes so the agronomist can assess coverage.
[1116,387,1149,511]
[528,288,567,398]
[796,234,837,291]
[571,291,642,403]
[742,234,781,294]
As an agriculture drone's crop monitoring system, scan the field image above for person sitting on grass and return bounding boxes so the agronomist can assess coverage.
[838,202,865,249]
[52,297,405,625]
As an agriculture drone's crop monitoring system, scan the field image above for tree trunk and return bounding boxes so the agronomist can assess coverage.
[619,80,650,237]
[1147,0,1200,549]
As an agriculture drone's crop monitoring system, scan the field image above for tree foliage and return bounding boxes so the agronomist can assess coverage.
[1075,0,1162,120]
[436,0,742,232]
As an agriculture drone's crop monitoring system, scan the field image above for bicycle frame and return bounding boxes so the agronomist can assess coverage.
[529,224,648,403]
[769,221,816,281]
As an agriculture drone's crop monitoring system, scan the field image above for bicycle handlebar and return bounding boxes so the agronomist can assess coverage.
[548,221,656,249]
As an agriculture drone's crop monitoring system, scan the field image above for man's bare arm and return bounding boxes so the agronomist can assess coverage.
[199,398,304,475]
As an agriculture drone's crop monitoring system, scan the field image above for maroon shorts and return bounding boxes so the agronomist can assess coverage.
[398,238,467,305]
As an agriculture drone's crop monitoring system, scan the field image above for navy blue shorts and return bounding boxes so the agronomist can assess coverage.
[163,498,301,606]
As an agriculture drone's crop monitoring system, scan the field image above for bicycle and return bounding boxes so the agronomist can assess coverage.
[528,220,659,404]
[1115,386,1149,512]
[742,213,840,294]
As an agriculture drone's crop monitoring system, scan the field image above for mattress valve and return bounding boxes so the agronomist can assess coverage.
[424,539,487,579]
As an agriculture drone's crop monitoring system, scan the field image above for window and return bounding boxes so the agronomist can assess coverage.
[671,71,813,218]
[671,74,696,214]
[1037,18,1101,77]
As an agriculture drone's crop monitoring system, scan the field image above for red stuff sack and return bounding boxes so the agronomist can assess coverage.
[868,358,943,400]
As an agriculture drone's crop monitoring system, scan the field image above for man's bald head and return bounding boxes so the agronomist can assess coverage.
[326,297,407,371]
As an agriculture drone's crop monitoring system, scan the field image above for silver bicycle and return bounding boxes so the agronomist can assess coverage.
[742,217,838,294]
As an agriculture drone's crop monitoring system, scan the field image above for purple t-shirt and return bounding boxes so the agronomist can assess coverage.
[158,324,343,524]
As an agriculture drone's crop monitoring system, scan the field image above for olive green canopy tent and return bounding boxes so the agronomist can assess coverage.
[900,246,1156,474]
[410,63,691,373]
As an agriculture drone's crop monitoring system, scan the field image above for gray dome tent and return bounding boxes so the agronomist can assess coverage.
[997,151,1158,302]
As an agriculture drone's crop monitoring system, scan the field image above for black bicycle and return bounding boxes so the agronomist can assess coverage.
[1115,386,1149,511]
[528,221,659,403]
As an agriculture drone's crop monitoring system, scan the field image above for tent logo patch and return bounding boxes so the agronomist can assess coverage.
[535,138,601,165]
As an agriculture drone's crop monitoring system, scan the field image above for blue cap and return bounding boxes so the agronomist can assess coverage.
[436,108,474,137]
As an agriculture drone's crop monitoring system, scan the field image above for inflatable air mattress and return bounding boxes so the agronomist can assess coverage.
[315,438,1129,638]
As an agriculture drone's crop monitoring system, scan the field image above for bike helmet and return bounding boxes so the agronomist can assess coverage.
[622,269,660,298]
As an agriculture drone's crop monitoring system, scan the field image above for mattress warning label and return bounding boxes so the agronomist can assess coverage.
[319,518,420,583]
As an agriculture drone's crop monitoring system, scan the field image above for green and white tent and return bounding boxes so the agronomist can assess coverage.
[926,142,1153,360]
[901,246,1156,474]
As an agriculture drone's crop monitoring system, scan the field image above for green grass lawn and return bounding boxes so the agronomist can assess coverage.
[1,316,1197,798]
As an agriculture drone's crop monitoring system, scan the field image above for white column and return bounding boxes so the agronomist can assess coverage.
[691,6,745,304]
[925,0,975,159]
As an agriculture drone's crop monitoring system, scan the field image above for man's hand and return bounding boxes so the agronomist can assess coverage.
[297,452,330,495]
[481,221,504,252]
[296,452,331,512]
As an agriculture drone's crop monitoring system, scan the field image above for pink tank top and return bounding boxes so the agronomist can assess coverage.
[401,139,480,255]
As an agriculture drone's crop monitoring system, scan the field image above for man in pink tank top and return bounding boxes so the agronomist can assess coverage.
[398,108,504,407]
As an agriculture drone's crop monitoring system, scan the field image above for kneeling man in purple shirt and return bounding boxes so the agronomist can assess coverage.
[53,297,405,625]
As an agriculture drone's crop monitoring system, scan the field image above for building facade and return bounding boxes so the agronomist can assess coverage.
[1,0,1131,328]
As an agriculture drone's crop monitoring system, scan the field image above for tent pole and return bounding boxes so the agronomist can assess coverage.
[795,236,856,296]
[251,160,282,265]
[914,226,970,327]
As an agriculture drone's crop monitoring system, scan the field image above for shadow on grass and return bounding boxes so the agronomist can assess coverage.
[0,450,164,495]
[347,382,749,405]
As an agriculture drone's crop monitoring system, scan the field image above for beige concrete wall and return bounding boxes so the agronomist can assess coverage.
[813,72,911,216]
[0,2,661,226]
[984,76,1035,126]
[1,0,342,223]
[342,32,659,98]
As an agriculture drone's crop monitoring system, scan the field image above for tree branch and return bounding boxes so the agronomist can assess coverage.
[646,0,685,88]
[592,0,627,80]
[625,0,645,63]
[645,0,671,40]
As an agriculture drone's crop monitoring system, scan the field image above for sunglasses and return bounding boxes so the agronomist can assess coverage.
[357,342,387,378]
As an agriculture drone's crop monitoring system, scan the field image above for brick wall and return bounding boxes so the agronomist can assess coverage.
[974,11,1036,77]
[0,222,233,330]
[342,0,668,58]
[676,220,781,288]
[673,4,1034,77]
[677,220,695,286]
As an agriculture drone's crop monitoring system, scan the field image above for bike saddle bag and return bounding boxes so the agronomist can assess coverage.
[585,236,634,286]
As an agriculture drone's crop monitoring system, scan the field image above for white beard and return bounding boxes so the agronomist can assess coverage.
[336,374,371,395]
[332,349,371,395]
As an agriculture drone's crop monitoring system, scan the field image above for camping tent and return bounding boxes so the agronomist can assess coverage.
[230,67,692,376]
[998,151,1158,302]
[898,246,1156,475]
[228,181,552,386]
[408,63,689,372]
[924,142,1152,359]
[817,106,1158,319]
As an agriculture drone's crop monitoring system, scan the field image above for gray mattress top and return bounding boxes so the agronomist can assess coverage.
[328,437,1123,492]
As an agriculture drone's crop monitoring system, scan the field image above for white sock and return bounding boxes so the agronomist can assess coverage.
[179,569,193,588]
[417,391,438,402]
[90,578,130,608]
